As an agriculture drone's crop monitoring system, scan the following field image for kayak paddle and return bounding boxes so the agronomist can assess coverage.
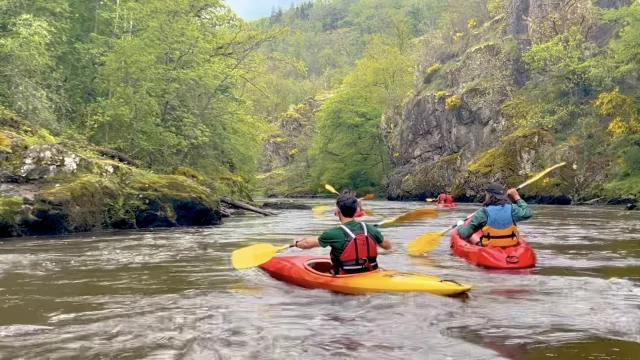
[310,185,339,215]
[312,184,374,216]
[406,162,567,256]
[325,184,340,195]
[375,208,438,227]
[232,243,292,269]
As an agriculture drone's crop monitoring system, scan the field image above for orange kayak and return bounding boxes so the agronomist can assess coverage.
[435,203,457,208]
[450,229,536,269]
[259,255,471,296]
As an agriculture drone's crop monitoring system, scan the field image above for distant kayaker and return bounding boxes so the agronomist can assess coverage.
[437,188,454,205]
[456,183,532,247]
[294,192,392,274]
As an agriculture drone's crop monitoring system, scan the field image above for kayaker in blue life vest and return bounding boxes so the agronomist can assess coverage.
[456,183,532,247]
[294,192,392,274]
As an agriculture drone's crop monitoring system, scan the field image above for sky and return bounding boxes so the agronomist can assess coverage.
[225,0,303,20]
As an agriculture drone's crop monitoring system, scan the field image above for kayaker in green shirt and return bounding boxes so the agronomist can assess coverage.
[456,183,532,247]
[294,192,392,274]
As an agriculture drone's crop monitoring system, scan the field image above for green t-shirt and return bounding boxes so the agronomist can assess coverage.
[318,220,384,258]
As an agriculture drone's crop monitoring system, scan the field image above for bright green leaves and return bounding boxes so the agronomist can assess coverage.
[308,40,411,190]
[310,87,387,191]
[0,14,58,128]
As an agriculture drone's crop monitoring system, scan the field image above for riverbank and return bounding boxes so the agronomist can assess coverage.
[0,118,269,239]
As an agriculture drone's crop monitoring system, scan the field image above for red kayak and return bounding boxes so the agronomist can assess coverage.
[435,203,457,208]
[354,209,365,217]
[450,229,536,269]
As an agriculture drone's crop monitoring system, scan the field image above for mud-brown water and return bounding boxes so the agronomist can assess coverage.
[1,201,639,359]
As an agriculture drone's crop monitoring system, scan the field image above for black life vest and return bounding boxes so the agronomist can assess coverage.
[331,222,379,274]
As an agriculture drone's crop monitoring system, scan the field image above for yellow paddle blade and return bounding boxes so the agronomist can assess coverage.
[231,243,290,269]
[325,184,340,195]
[425,198,435,202]
[376,208,438,227]
[361,194,375,200]
[363,209,374,216]
[312,205,330,215]
[517,162,567,189]
[312,205,330,219]
[407,232,445,256]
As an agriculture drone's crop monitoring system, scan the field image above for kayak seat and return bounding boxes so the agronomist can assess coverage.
[305,259,334,274]
[304,259,374,276]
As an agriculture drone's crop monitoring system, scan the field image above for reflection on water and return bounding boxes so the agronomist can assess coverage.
[0,200,639,359]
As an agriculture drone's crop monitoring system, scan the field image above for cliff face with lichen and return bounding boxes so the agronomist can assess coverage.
[1,116,223,239]
[383,0,634,204]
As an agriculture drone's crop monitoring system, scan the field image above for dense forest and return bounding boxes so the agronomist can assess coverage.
[2,0,640,203]
[255,0,640,201]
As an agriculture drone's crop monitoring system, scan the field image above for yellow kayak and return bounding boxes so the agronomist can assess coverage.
[259,255,472,296]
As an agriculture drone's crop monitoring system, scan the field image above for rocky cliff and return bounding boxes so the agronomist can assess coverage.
[383,0,633,203]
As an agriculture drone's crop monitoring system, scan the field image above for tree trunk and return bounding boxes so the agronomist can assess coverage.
[220,198,277,216]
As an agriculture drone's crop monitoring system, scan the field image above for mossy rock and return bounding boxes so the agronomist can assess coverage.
[175,167,205,184]
[0,197,24,237]
[401,153,465,199]
[38,175,124,232]
[465,129,555,191]
[132,173,218,208]
[131,173,221,228]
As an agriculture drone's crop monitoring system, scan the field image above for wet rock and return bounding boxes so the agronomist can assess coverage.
[625,204,637,211]
[174,200,222,226]
[608,197,637,206]
[110,217,136,230]
[135,210,178,229]
[27,204,67,236]
[522,194,573,205]
[261,200,311,210]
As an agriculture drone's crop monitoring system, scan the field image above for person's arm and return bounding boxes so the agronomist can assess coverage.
[379,239,392,251]
[456,209,487,240]
[507,189,532,221]
[367,224,392,251]
[294,237,320,249]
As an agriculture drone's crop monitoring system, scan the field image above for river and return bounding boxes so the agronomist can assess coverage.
[0,200,639,359]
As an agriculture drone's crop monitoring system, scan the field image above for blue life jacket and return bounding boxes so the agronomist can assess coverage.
[481,204,518,247]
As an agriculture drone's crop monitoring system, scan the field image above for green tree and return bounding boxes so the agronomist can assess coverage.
[308,39,411,189]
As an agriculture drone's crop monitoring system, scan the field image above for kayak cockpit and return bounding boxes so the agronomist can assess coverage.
[305,258,333,273]
[303,258,369,278]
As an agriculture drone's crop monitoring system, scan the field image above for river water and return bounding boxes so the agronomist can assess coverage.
[0,200,639,359]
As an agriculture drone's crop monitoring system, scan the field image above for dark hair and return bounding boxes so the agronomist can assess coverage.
[483,193,508,206]
[336,193,358,218]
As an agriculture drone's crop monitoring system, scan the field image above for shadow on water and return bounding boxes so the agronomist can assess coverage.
[0,200,639,359]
